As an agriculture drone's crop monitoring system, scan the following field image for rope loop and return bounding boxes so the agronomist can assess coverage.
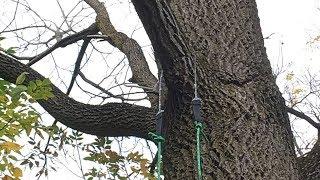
[149,132,164,180]
[148,132,165,143]
[195,121,203,130]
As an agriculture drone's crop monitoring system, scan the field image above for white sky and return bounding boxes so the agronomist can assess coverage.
[258,0,320,71]
[1,0,320,179]
[257,0,320,151]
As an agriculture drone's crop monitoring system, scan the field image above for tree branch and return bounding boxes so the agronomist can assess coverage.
[78,71,152,101]
[66,38,91,94]
[0,52,155,139]
[13,23,99,66]
[286,106,320,129]
[83,0,158,107]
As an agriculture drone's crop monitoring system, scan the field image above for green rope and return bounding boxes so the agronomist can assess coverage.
[195,122,203,180]
[149,132,165,180]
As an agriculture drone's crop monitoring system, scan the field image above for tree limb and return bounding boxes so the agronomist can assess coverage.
[83,0,158,107]
[78,71,152,101]
[66,38,91,95]
[17,23,99,66]
[0,52,155,139]
[286,106,320,129]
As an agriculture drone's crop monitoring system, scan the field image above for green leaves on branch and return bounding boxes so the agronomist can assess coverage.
[27,78,54,101]
[1,72,156,179]
[4,47,17,55]
[12,72,54,102]
[0,73,54,179]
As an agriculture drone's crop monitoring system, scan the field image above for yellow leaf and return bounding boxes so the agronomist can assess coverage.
[0,142,22,153]
[314,35,320,42]
[12,167,22,178]
[285,73,294,81]
[2,175,14,180]
[292,88,303,95]
[0,95,8,103]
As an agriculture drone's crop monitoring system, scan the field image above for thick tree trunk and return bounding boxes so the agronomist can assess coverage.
[133,0,299,179]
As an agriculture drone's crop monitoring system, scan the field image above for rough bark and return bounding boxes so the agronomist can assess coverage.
[0,52,155,139]
[132,0,299,179]
[298,137,320,180]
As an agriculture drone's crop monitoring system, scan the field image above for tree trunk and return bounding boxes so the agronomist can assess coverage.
[132,0,298,179]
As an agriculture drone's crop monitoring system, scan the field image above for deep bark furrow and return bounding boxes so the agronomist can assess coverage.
[0,52,155,138]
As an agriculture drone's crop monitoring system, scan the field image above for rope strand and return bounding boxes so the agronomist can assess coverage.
[158,71,163,112]
[195,122,203,180]
[192,57,203,179]
[148,132,164,180]
[149,70,165,179]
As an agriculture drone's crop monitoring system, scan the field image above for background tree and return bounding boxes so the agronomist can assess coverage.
[1,0,320,179]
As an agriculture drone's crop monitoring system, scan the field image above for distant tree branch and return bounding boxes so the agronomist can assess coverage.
[286,106,320,130]
[78,71,152,102]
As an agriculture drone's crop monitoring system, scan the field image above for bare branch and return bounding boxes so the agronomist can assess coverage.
[78,71,152,102]
[22,23,99,65]
[66,38,91,94]
[286,106,320,130]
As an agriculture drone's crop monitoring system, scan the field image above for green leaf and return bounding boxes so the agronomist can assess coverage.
[42,78,51,86]
[5,47,17,55]
[8,155,17,161]
[28,81,37,92]
[16,72,29,85]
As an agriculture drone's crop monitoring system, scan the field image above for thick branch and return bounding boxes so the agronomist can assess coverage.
[0,52,155,139]
[84,0,158,106]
